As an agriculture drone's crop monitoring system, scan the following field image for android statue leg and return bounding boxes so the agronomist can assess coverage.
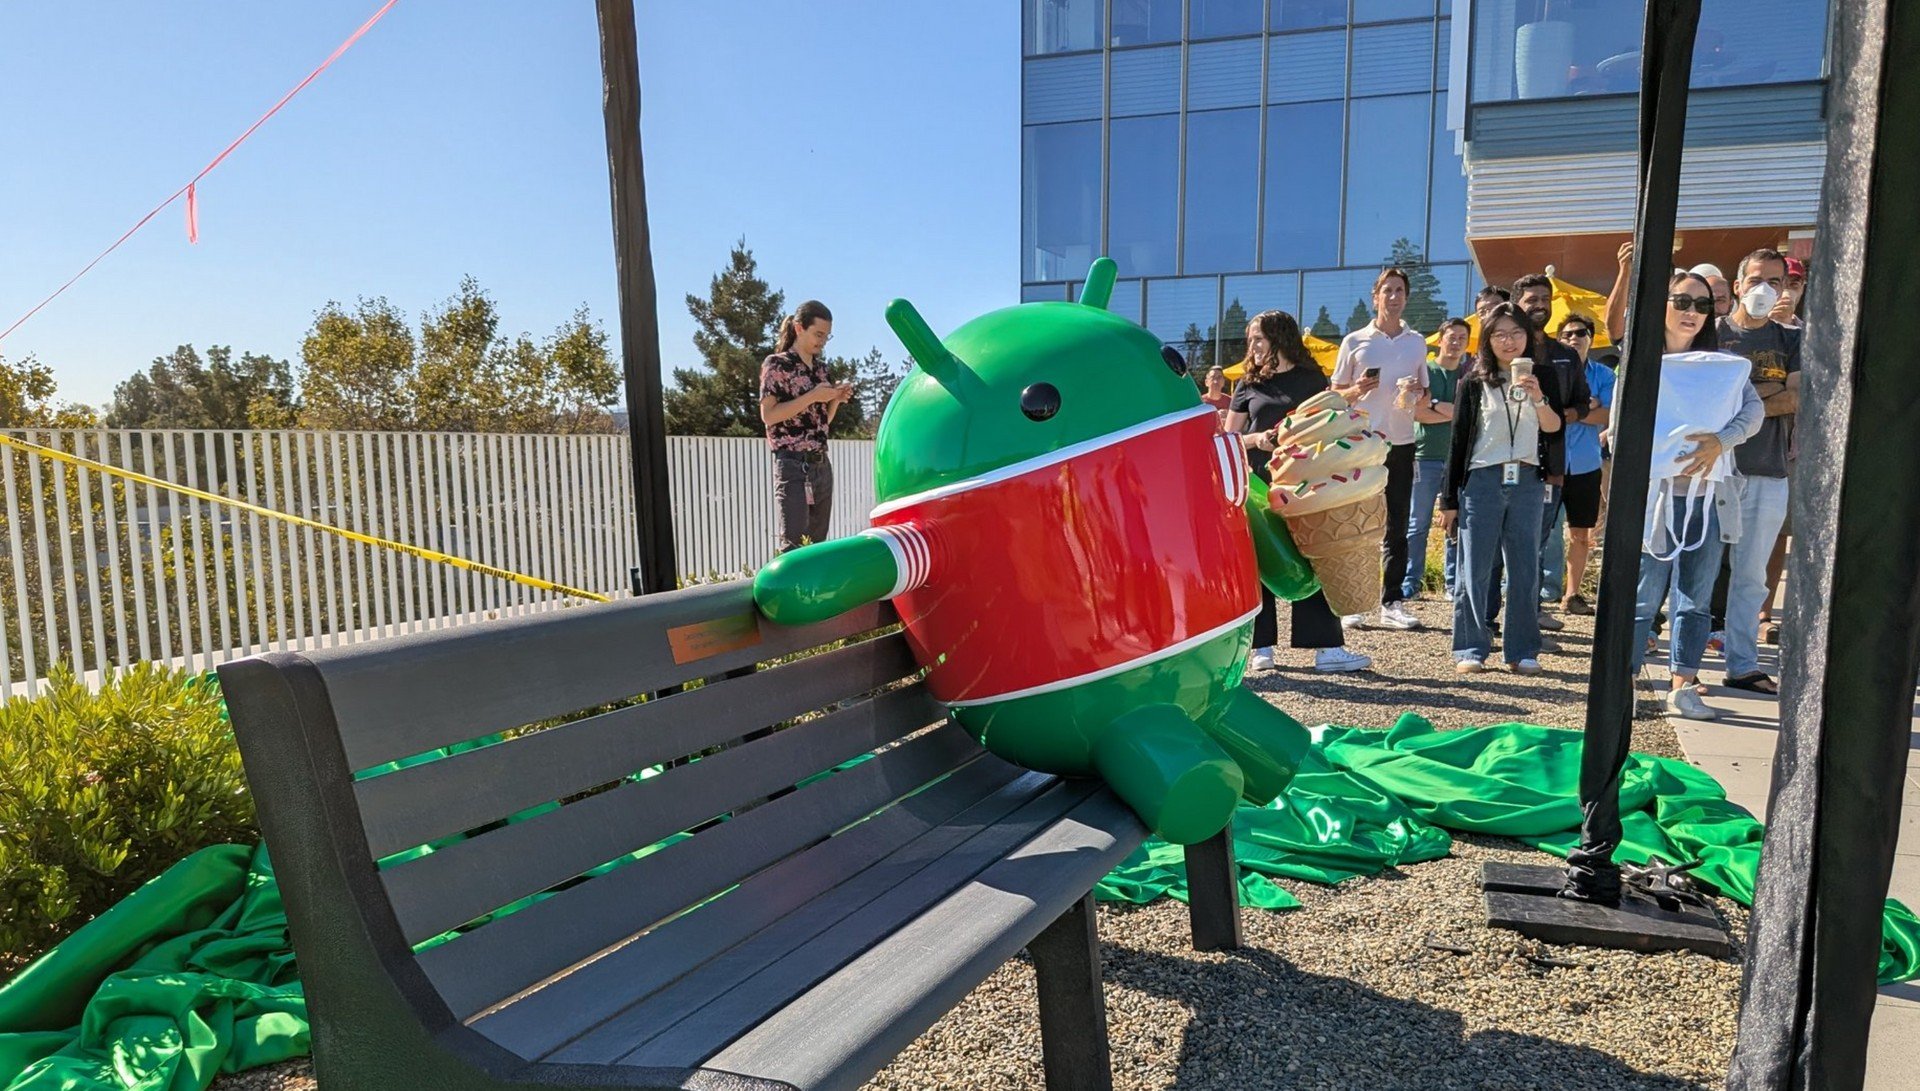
[1203,685,1312,806]
[1091,704,1244,845]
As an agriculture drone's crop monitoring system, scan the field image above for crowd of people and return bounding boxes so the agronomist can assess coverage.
[753,246,1807,722]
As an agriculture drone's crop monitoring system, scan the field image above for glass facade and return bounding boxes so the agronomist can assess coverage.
[1022,0,1477,366]
[1469,0,1829,103]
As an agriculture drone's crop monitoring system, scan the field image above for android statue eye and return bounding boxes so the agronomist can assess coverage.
[1020,382,1061,422]
[1161,345,1189,376]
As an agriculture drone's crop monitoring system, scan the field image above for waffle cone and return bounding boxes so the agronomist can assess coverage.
[1282,493,1387,616]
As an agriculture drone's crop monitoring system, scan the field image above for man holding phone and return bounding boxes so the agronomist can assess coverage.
[760,300,853,553]
[1332,267,1430,631]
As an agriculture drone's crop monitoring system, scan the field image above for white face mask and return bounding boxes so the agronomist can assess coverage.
[1742,283,1780,318]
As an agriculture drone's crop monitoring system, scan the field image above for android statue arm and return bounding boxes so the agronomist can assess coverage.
[1243,474,1320,602]
[754,523,933,626]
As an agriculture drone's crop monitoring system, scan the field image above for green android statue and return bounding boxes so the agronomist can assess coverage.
[753,258,1325,844]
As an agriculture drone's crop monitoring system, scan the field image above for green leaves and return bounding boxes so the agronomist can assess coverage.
[0,665,254,963]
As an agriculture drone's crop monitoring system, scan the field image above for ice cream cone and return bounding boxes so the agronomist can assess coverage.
[1282,492,1386,616]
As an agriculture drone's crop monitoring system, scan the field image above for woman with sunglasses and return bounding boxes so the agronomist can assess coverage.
[1623,272,1765,720]
[1439,303,1562,674]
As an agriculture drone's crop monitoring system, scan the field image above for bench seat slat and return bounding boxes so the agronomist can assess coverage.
[383,683,947,945]
[696,790,1144,1091]
[417,722,987,1020]
[470,762,1042,1061]
[553,779,1108,1066]
[355,633,919,859]
[323,583,890,771]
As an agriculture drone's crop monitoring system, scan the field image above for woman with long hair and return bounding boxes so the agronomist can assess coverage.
[1624,270,1764,719]
[1225,309,1371,675]
[758,300,852,552]
[1439,303,1563,673]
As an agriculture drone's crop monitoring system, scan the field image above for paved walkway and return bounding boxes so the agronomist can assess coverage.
[1668,642,1919,1089]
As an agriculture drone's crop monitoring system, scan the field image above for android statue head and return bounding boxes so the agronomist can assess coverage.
[874,259,1203,503]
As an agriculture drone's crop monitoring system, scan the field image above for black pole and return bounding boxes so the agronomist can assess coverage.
[1730,0,1920,1084]
[1561,0,1701,905]
[595,0,677,596]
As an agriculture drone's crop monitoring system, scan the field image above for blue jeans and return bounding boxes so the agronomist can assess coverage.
[1404,458,1456,599]
[1539,487,1565,601]
[1454,464,1546,664]
[1724,474,1790,678]
[1632,496,1726,677]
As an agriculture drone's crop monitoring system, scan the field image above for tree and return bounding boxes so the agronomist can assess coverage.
[1385,237,1449,333]
[1345,298,1373,333]
[544,307,621,434]
[106,345,297,429]
[1309,306,1341,340]
[847,349,908,433]
[412,276,504,432]
[0,353,81,428]
[1216,298,1250,373]
[298,297,417,430]
[666,240,784,437]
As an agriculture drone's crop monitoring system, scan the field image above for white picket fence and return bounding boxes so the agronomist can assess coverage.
[0,429,875,700]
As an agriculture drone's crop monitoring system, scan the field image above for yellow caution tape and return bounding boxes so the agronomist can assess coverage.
[0,431,610,603]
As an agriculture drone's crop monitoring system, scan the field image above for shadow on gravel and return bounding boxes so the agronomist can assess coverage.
[1099,944,1704,1090]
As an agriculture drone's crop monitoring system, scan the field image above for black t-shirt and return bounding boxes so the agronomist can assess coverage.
[1716,317,1801,478]
[1228,364,1330,481]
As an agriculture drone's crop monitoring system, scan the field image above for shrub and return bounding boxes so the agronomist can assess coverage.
[0,665,254,961]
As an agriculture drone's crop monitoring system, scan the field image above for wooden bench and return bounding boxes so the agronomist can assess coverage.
[220,580,1245,1091]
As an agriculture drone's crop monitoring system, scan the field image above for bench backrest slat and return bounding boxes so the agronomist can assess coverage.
[415,722,988,1020]
[354,632,919,860]
[323,583,889,771]
[380,681,946,945]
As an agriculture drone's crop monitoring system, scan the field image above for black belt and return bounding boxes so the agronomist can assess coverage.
[775,448,828,464]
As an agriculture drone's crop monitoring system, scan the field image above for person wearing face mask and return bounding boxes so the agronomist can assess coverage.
[1713,248,1802,696]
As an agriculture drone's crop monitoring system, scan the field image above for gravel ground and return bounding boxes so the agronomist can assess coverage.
[217,595,1739,1091]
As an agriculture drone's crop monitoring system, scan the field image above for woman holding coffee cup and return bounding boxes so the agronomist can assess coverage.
[1439,303,1563,674]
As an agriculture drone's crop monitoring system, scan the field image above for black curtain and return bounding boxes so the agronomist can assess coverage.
[1729,0,1920,1085]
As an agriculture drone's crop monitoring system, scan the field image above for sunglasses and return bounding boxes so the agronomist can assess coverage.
[1560,328,1592,340]
[1668,293,1715,315]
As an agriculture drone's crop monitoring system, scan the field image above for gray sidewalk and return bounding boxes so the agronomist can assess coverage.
[1666,642,1920,1089]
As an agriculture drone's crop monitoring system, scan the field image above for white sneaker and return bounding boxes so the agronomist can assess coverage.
[1377,603,1420,630]
[1666,687,1720,721]
[1249,647,1276,671]
[1512,659,1543,675]
[1341,613,1366,630]
[1314,647,1371,673]
[1455,655,1487,674]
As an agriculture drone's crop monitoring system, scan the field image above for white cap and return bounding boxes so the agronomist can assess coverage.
[1689,263,1726,280]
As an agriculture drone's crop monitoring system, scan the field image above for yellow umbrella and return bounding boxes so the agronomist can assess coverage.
[1419,275,1614,353]
[1426,313,1481,355]
[1223,334,1340,383]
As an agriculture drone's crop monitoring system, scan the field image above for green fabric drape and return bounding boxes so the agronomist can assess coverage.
[4,716,1915,1091]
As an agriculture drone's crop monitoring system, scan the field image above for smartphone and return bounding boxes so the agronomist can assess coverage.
[1363,367,1381,380]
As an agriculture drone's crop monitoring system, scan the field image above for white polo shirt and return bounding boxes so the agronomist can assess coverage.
[1331,321,1429,446]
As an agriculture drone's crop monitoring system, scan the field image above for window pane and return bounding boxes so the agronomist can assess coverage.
[1111,46,1182,116]
[1023,284,1069,303]
[1108,115,1180,277]
[1351,21,1435,97]
[1026,0,1103,55]
[1272,0,1349,31]
[1262,101,1344,269]
[1022,121,1102,281]
[1353,0,1433,22]
[1220,274,1303,365]
[1188,39,1263,109]
[1147,278,1224,365]
[1427,96,1468,263]
[1269,29,1349,103]
[1697,0,1828,86]
[1111,278,1146,324]
[1435,18,1451,89]
[1301,268,1380,339]
[1024,55,1104,123]
[1110,0,1183,46]
[1183,108,1261,274]
[1190,0,1264,38]
[1342,93,1431,267]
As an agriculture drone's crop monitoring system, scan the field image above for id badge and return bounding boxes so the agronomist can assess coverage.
[804,475,816,506]
[1501,462,1520,487]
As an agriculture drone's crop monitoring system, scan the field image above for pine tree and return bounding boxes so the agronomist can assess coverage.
[1345,298,1373,333]
[1310,306,1341,340]
[1386,237,1450,334]
[666,241,784,437]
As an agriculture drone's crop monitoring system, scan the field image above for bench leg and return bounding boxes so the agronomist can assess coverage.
[1030,892,1113,1091]
[1184,825,1243,951]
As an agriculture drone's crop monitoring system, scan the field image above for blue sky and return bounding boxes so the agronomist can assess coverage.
[0,1,1019,409]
